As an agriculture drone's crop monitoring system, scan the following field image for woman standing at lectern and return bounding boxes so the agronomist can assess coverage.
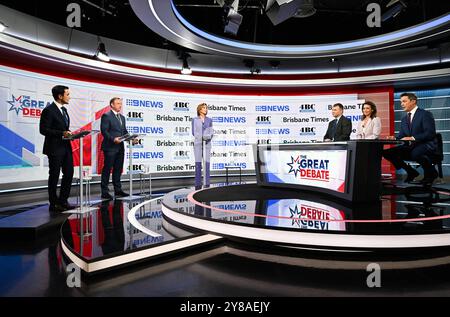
[192,103,213,189]
[356,101,382,139]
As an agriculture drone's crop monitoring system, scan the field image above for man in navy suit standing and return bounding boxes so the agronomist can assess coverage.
[40,85,75,212]
[383,92,438,185]
[100,97,129,199]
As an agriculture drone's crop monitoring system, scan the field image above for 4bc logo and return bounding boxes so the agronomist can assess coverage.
[127,112,144,122]
[299,104,315,112]
[173,102,189,111]
[256,116,271,125]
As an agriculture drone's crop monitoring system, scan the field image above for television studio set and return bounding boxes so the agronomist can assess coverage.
[0,0,449,305]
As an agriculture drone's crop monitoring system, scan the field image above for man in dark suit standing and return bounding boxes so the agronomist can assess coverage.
[100,97,129,200]
[383,92,438,185]
[39,85,74,212]
[323,103,352,142]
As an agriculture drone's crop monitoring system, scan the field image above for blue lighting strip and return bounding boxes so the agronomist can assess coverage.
[170,1,450,53]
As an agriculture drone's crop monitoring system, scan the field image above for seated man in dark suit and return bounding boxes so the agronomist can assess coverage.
[39,85,75,212]
[100,97,130,199]
[383,92,438,185]
[323,103,352,142]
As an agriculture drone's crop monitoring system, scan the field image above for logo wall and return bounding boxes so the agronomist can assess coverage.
[0,66,389,184]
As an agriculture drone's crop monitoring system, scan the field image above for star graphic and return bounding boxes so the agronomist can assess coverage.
[7,95,23,115]
[286,155,301,177]
[289,205,302,227]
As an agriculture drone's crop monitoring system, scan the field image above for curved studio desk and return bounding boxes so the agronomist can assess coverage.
[255,140,403,203]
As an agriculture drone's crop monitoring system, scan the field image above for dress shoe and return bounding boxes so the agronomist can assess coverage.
[421,169,438,186]
[404,169,420,183]
[49,204,66,213]
[101,193,113,200]
[60,202,76,210]
[114,191,129,197]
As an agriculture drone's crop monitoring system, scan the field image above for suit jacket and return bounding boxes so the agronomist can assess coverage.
[323,115,352,141]
[192,116,213,162]
[398,107,437,150]
[356,117,381,139]
[101,110,129,153]
[39,102,72,156]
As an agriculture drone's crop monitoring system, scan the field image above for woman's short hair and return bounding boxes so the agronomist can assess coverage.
[197,103,207,116]
[362,101,377,119]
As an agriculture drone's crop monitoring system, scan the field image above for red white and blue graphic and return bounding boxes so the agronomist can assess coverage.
[262,149,347,193]
[266,199,346,231]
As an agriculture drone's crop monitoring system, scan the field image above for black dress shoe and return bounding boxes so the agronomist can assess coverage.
[404,169,420,183]
[421,170,438,186]
[49,204,66,213]
[101,193,113,200]
[60,202,76,210]
[114,191,129,197]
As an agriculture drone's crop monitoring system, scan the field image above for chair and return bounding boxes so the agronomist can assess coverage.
[431,133,444,180]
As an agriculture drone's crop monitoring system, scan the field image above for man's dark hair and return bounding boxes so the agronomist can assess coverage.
[109,97,121,106]
[333,103,344,110]
[51,85,69,101]
[400,92,418,101]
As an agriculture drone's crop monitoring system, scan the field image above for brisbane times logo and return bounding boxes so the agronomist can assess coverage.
[287,155,330,181]
[7,94,52,118]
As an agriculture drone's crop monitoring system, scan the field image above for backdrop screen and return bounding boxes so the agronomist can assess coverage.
[0,65,392,185]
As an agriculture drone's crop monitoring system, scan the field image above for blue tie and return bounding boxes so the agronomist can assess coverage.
[331,119,338,140]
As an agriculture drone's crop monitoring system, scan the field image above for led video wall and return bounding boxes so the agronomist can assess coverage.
[0,65,392,185]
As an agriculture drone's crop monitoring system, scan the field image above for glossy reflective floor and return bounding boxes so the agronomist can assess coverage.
[3,183,450,296]
[164,184,450,235]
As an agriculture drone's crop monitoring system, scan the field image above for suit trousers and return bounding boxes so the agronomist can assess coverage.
[383,143,435,176]
[47,149,74,205]
[101,149,124,194]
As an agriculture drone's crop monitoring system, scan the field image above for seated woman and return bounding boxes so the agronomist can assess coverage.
[356,101,381,139]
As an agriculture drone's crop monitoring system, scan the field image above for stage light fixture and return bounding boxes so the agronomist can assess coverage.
[180,52,192,75]
[266,0,316,26]
[0,21,7,33]
[382,0,407,22]
[95,42,110,62]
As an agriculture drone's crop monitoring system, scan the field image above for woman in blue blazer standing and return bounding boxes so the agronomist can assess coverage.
[192,103,213,189]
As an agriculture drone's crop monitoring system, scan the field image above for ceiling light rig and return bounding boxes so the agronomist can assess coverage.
[95,41,110,62]
[178,51,192,75]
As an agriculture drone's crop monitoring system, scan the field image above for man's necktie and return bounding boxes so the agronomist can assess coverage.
[407,112,412,132]
[331,119,338,140]
[61,107,69,127]
[116,114,122,127]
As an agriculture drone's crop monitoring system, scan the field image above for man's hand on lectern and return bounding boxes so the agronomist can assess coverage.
[114,137,122,144]
[63,131,72,138]
[386,135,396,140]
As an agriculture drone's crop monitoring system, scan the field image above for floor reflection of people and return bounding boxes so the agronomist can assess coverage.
[194,203,211,218]
[99,200,125,255]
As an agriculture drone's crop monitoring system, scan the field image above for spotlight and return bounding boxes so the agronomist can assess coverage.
[266,0,316,26]
[224,7,243,36]
[0,21,7,33]
[180,52,192,75]
[95,42,110,62]
[382,0,407,22]
[216,1,243,36]
[243,59,261,75]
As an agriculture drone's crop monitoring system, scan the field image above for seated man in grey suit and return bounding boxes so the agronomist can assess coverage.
[323,103,352,142]
[100,97,129,200]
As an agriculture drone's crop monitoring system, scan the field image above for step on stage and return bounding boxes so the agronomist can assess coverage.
[60,183,450,274]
